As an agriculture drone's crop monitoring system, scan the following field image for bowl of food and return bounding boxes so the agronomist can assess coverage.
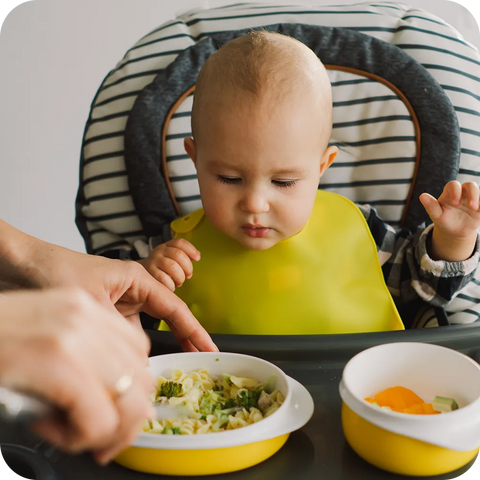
[114,352,314,476]
[339,342,480,476]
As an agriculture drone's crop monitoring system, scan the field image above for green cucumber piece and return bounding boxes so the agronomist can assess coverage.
[432,396,459,413]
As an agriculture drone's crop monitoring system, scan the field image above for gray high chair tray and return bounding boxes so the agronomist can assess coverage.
[2,326,480,480]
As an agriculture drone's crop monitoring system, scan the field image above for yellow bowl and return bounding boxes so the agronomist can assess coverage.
[339,342,480,477]
[342,403,478,477]
[115,434,290,476]
[115,352,314,476]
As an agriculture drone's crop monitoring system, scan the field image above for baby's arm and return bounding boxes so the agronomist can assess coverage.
[138,238,200,291]
[359,200,479,315]
[420,181,480,262]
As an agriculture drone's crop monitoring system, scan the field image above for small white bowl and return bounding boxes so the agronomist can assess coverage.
[114,352,314,476]
[340,342,480,476]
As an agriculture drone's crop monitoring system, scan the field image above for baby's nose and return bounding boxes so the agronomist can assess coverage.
[240,190,270,214]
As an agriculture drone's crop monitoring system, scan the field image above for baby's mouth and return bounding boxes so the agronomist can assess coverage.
[242,224,271,238]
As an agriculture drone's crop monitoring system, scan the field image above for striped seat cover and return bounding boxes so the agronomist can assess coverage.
[76,2,480,325]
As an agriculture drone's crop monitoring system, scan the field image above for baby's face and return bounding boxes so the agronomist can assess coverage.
[186,95,335,250]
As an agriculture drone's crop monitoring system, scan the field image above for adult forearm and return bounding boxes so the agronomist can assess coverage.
[0,219,43,290]
[0,219,67,290]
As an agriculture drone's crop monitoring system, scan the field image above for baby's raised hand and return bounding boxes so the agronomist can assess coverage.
[420,181,480,238]
[139,239,200,291]
[419,181,480,261]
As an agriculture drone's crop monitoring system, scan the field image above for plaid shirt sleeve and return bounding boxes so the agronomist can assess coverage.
[357,204,480,308]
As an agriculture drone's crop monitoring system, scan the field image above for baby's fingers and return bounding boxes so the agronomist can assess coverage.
[420,193,442,220]
[461,182,480,211]
[164,247,195,280]
[441,180,462,207]
[156,256,188,288]
[149,267,176,292]
[166,239,200,261]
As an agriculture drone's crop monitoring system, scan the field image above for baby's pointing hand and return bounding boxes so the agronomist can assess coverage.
[139,238,200,291]
[420,181,480,240]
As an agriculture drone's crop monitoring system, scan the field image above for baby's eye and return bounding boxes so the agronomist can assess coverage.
[217,176,241,185]
[272,180,297,188]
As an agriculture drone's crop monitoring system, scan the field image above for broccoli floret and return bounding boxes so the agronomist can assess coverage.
[199,391,221,415]
[162,426,182,435]
[237,389,261,410]
[221,398,237,410]
[212,413,230,431]
[159,381,182,398]
[220,390,262,411]
[200,414,207,421]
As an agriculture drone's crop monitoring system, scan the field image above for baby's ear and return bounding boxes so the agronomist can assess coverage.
[184,137,197,166]
[320,145,338,176]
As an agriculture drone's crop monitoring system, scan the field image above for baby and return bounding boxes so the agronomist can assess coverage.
[140,31,480,331]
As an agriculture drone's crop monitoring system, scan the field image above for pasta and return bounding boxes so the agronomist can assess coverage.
[143,369,284,435]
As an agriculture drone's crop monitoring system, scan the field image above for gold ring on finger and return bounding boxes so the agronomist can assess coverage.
[109,368,135,400]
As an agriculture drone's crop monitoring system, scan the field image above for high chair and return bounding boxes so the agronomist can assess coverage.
[75,2,480,329]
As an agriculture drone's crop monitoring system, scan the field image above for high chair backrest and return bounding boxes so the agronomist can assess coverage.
[75,2,480,258]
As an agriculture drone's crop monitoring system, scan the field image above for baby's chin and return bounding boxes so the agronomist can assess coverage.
[234,234,280,250]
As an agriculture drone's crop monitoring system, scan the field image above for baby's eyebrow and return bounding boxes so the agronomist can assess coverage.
[272,168,304,176]
[206,160,236,170]
[206,160,304,177]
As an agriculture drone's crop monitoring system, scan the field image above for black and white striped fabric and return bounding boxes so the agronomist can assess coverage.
[76,2,480,324]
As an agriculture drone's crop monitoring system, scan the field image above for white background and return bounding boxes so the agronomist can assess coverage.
[0,0,479,252]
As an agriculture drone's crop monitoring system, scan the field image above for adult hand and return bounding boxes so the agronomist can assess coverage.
[0,220,217,352]
[0,288,154,464]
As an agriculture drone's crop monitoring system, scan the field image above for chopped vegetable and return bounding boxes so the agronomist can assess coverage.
[221,398,237,410]
[237,388,262,410]
[159,381,183,398]
[212,413,229,431]
[162,426,182,435]
[432,396,459,413]
[365,387,436,415]
[198,391,221,415]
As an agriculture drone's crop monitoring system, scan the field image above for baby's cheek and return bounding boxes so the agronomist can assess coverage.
[207,210,234,237]
[289,203,311,229]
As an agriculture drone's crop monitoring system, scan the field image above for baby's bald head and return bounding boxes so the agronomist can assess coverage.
[184,31,338,250]
[191,30,333,149]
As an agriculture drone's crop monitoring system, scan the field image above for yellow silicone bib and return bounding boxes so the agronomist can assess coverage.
[162,190,404,334]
